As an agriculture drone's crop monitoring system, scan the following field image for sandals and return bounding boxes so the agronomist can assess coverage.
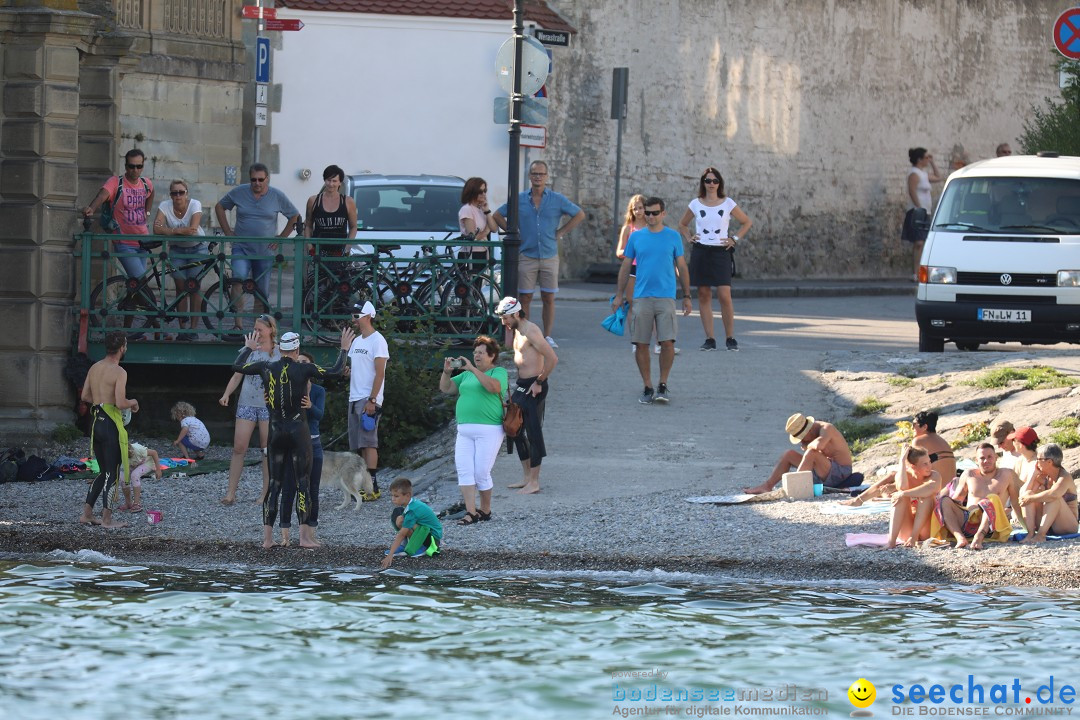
[477,510,492,522]
[116,503,132,512]
[129,504,143,513]
[457,511,481,526]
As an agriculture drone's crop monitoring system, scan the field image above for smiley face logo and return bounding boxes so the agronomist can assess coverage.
[847,678,876,715]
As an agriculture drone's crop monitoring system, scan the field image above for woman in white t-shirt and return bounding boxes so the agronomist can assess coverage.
[901,147,942,281]
[152,179,206,337]
[677,167,753,352]
[457,177,499,269]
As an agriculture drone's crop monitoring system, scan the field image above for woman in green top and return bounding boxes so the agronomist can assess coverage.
[439,335,508,525]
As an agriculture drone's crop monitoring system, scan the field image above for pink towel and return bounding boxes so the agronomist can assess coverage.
[845,532,890,548]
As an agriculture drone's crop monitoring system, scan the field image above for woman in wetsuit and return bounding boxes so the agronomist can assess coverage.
[233,328,352,549]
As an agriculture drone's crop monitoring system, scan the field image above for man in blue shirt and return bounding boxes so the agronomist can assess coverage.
[612,197,692,405]
[493,160,585,348]
[214,163,301,329]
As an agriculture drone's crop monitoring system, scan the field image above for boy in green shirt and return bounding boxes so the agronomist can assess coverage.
[381,477,443,569]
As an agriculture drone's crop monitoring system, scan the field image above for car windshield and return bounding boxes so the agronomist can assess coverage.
[933,177,1080,234]
[352,184,462,232]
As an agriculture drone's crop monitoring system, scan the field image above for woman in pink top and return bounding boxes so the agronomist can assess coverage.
[82,148,155,278]
[457,177,499,269]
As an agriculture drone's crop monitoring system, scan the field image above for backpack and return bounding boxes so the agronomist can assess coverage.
[16,455,50,483]
[100,175,151,236]
[0,448,23,483]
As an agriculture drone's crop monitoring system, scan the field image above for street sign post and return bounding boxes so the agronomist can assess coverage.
[255,37,270,82]
[534,28,570,47]
[264,18,304,32]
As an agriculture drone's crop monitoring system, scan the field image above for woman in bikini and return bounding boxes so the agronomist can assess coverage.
[885,446,943,548]
[1019,443,1079,542]
[843,411,954,506]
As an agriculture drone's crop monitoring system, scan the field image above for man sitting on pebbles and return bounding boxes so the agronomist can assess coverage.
[935,443,1024,550]
[744,413,854,495]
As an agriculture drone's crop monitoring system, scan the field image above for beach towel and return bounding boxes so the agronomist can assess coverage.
[684,488,786,505]
[819,500,892,516]
[845,533,890,547]
[1008,531,1080,542]
[930,493,1011,543]
[601,298,628,336]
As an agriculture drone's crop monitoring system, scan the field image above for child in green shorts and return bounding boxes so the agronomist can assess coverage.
[381,477,442,569]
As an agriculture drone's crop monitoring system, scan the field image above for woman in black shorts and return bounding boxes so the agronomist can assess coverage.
[677,167,753,351]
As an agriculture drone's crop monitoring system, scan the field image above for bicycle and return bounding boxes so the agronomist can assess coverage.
[414,239,497,337]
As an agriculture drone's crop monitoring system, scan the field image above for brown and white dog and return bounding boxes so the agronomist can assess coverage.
[320,451,373,510]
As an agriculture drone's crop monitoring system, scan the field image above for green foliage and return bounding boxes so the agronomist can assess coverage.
[950,421,991,450]
[967,365,1077,390]
[51,423,83,444]
[852,397,890,417]
[1050,416,1080,429]
[886,375,914,389]
[1020,57,1080,156]
[319,311,455,469]
[1048,428,1080,449]
[835,418,891,455]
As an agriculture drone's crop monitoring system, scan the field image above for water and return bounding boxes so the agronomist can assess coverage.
[2,552,1079,720]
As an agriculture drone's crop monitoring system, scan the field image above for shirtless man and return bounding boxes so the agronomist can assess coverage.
[495,296,558,495]
[78,331,139,528]
[744,413,854,495]
[936,443,1024,550]
[842,410,955,506]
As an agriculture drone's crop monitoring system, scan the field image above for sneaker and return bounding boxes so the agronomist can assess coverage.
[654,344,682,354]
[700,338,717,351]
[654,383,670,404]
[639,387,654,404]
[545,336,559,348]
[726,337,739,351]
[383,547,409,557]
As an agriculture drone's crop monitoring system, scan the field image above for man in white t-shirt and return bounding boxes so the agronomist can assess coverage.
[348,300,389,500]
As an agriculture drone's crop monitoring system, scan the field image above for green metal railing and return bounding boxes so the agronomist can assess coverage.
[75,232,503,364]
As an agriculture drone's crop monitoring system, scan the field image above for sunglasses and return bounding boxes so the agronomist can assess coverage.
[250,177,267,183]
[257,314,273,323]
[170,190,187,197]
[644,210,662,216]
[703,178,719,184]
[126,163,144,170]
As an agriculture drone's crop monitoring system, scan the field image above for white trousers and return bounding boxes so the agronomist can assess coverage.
[455,423,504,491]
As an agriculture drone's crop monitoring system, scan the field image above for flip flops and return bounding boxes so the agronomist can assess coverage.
[129,504,143,513]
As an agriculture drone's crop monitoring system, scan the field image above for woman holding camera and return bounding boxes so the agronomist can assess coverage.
[439,335,508,525]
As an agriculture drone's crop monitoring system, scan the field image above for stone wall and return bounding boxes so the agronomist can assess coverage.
[543,0,1072,279]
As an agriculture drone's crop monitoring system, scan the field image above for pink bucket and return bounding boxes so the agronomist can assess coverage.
[146,510,163,524]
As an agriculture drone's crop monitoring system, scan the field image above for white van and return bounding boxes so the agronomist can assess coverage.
[915,153,1080,351]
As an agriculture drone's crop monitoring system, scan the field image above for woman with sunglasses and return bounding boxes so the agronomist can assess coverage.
[219,313,279,505]
[457,177,499,269]
[1019,444,1078,542]
[152,179,205,338]
[677,167,753,351]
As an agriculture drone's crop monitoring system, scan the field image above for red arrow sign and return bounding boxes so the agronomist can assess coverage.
[241,6,277,20]
[264,18,304,31]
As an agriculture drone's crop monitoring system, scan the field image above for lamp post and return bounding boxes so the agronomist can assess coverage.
[502,0,525,299]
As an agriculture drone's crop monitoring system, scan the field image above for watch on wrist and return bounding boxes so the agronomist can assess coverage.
[731,235,739,243]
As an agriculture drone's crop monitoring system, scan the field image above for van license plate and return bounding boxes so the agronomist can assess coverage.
[978,308,1031,322]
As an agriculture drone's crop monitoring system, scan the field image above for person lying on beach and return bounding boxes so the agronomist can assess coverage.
[842,410,954,506]
[884,446,942,549]
[935,443,1024,550]
[744,413,853,495]
[1019,444,1079,543]
[381,478,442,569]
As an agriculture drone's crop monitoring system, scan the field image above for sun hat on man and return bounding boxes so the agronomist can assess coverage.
[991,419,1015,445]
[786,413,816,444]
[279,331,300,351]
[353,300,376,318]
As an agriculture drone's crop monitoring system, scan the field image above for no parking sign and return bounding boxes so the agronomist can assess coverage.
[1054,7,1080,60]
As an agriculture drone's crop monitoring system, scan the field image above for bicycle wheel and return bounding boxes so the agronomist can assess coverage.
[88,275,158,332]
[437,278,490,336]
[200,279,247,334]
[301,278,369,344]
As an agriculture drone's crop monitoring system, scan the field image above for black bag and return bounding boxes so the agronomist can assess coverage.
[0,447,23,483]
[16,455,50,483]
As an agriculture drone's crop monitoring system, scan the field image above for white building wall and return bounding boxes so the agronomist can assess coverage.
[269,10,529,215]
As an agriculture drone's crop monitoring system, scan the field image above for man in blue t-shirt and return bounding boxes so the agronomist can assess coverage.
[214,163,301,328]
[612,197,692,405]
[493,160,585,348]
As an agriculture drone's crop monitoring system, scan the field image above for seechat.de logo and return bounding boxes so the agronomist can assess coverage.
[848,678,876,717]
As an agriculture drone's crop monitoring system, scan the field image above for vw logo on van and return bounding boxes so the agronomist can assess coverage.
[1000,274,1013,285]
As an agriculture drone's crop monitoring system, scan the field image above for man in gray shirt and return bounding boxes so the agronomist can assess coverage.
[214,163,301,327]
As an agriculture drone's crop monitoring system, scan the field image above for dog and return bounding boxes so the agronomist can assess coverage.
[320,451,373,510]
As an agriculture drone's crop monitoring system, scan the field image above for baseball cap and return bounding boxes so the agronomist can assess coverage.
[1006,426,1039,448]
[279,331,300,351]
[990,420,1014,444]
[495,296,521,316]
[353,300,376,318]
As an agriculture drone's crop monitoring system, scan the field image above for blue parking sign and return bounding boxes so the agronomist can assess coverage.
[256,37,270,83]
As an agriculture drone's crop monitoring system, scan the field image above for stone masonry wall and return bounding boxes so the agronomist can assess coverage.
[543,0,1072,279]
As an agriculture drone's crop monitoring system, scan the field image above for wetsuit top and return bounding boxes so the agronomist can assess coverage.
[233,349,346,423]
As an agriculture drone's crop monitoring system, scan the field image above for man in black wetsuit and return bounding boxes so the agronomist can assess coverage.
[233,328,354,548]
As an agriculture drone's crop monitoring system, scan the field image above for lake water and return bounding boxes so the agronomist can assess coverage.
[2,551,1079,720]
